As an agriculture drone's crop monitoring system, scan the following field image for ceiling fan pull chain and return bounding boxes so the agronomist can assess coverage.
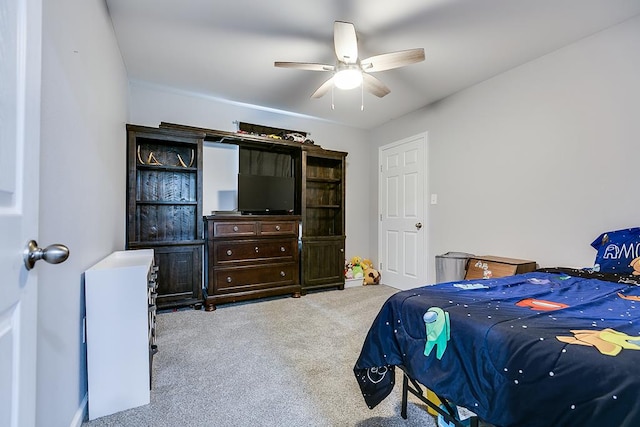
[331,86,335,110]
[361,83,364,111]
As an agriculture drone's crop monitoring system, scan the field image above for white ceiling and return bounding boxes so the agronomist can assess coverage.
[106,0,640,130]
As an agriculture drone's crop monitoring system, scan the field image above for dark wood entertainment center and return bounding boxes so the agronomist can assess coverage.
[125,122,347,310]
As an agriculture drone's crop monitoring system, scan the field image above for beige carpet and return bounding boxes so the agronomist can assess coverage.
[82,285,444,426]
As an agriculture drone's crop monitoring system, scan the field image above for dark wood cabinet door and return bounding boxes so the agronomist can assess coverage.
[301,238,345,291]
[153,245,203,309]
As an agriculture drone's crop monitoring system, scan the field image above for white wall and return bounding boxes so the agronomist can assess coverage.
[39,1,129,425]
[370,15,640,283]
[128,82,372,262]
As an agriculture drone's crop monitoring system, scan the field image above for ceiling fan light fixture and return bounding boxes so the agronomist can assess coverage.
[275,21,424,100]
[334,68,363,90]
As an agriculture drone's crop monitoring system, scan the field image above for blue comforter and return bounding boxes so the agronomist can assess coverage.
[354,271,640,427]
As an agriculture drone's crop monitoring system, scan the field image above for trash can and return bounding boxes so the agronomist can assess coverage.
[435,252,474,283]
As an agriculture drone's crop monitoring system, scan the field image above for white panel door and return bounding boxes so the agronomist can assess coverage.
[0,0,42,426]
[378,133,427,290]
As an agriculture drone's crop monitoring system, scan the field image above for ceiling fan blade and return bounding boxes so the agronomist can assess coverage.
[362,73,391,98]
[334,21,358,64]
[311,76,335,99]
[274,62,334,72]
[361,48,425,73]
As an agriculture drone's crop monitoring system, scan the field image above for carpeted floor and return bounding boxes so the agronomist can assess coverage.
[82,285,447,426]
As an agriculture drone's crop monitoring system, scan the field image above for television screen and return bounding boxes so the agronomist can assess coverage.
[237,174,295,214]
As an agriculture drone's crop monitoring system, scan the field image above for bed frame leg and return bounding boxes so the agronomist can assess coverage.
[401,373,409,419]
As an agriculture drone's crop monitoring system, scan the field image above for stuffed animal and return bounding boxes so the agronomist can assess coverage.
[347,256,380,282]
[361,258,374,270]
[352,264,364,279]
[363,267,381,285]
[344,263,354,279]
[349,256,364,279]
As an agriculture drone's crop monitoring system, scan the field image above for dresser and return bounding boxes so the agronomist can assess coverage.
[464,255,537,280]
[204,215,301,310]
[85,249,157,420]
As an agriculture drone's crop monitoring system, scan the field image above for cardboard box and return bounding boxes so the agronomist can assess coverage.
[464,255,536,280]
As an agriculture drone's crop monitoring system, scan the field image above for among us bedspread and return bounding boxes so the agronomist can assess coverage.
[354,271,640,427]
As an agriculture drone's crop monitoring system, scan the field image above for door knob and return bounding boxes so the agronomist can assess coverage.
[23,240,70,270]
[415,222,423,230]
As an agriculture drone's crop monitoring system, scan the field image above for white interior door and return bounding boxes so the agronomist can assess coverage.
[378,133,427,290]
[0,0,42,425]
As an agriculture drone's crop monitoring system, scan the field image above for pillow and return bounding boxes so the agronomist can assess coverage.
[591,227,640,275]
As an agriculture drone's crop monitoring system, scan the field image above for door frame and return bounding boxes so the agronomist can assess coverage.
[377,132,428,289]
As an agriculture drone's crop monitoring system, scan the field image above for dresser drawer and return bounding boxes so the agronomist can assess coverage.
[260,220,298,236]
[213,263,298,292]
[465,256,536,280]
[213,239,297,265]
[212,221,257,238]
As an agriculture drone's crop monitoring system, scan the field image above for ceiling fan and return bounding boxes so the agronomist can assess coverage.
[275,21,425,99]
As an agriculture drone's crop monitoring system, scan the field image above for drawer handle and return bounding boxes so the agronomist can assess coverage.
[280,246,285,252]
[233,225,239,232]
[226,276,232,283]
[226,249,233,256]
[280,271,286,277]
[255,246,259,253]
[275,225,281,231]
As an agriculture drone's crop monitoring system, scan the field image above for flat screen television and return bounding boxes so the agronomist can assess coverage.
[237,174,295,214]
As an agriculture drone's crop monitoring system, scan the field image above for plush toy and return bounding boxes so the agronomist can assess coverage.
[352,264,364,279]
[347,256,380,282]
[363,267,381,285]
[361,258,374,270]
[348,256,364,279]
[345,263,354,279]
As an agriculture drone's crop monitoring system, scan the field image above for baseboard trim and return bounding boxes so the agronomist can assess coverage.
[344,278,362,288]
[70,393,88,427]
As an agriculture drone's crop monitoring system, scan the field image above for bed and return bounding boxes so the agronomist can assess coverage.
[354,262,640,426]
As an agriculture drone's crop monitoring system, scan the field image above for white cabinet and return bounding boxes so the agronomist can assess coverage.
[85,249,155,420]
